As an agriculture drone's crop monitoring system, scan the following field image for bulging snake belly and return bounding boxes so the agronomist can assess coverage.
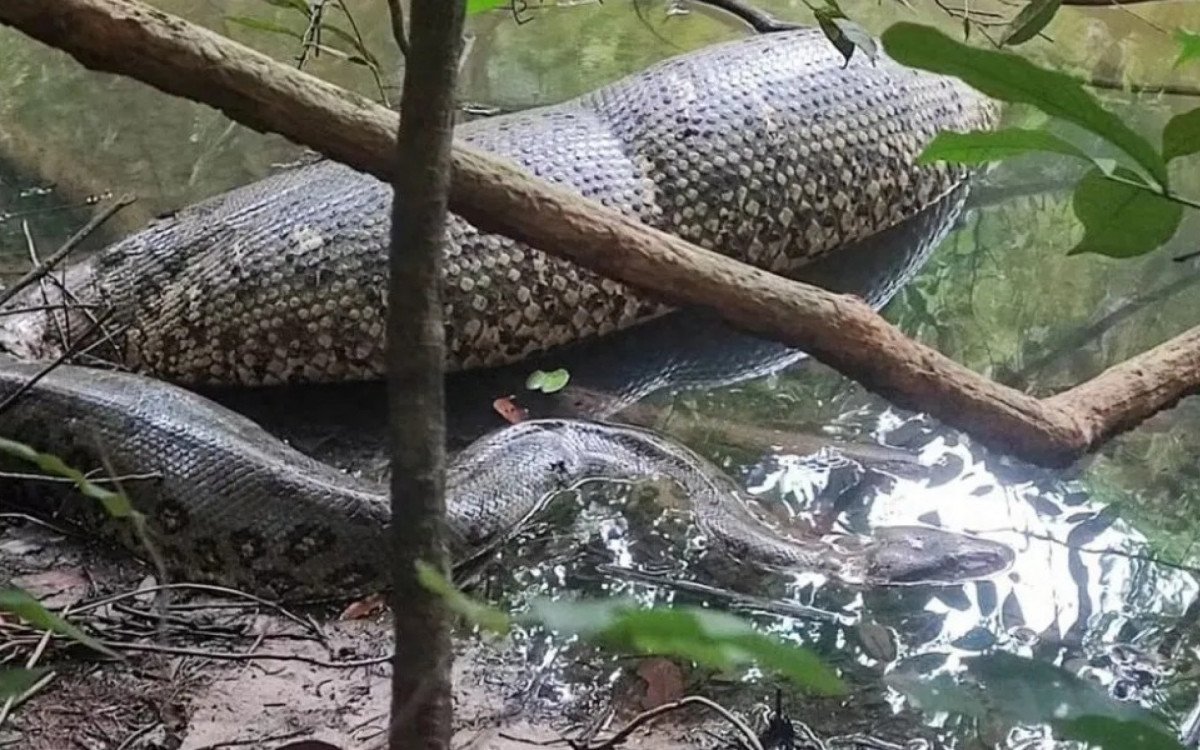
[0,29,1011,597]
[0,28,995,384]
[0,360,1012,598]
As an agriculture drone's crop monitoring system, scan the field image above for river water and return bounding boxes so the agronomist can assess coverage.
[2,0,1200,747]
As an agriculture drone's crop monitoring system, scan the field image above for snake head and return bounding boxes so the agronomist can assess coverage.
[864,525,1014,586]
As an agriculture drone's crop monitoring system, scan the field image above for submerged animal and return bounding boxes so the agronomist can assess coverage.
[0,28,1010,596]
[0,359,1013,597]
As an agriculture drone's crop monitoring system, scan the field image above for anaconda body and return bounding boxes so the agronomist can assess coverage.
[0,359,1013,598]
[0,29,995,385]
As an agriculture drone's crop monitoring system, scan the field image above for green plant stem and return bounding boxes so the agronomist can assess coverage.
[1104,171,1200,211]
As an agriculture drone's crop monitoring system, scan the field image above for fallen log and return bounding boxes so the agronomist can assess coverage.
[1,0,1197,467]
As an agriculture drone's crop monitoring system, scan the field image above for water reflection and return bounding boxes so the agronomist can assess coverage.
[2,1,1200,746]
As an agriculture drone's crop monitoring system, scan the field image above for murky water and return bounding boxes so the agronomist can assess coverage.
[3,0,1200,746]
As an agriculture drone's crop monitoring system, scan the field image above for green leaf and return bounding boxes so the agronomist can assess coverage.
[0,437,135,519]
[832,19,878,63]
[467,0,509,15]
[224,15,304,40]
[1070,167,1182,257]
[881,22,1169,188]
[1175,29,1200,68]
[813,7,875,65]
[525,368,570,394]
[0,589,115,658]
[415,561,511,635]
[1163,106,1200,163]
[524,599,845,695]
[917,127,1089,165]
[1001,0,1062,46]
[259,0,312,16]
[0,668,50,700]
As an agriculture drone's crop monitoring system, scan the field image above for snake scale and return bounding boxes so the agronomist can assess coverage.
[0,29,1011,597]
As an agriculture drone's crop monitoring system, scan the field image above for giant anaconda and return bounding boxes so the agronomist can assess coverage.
[0,29,1010,597]
[0,358,1012,597]
[0,28,995,383]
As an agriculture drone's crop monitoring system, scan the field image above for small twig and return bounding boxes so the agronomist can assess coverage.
[385,0,409,58]
[22,221,69,352]
[0,303,103,318]
[0,310,112,417]
[0,195,134,310]
[594,564,852,624]
[0,470,160,485]
[114,721,160,750]
[100,640,390,669]
[70,582,318,637]
[200,728,307,749]
[1086,75,1200,99]
[573,695,764,750]
[685,0,801,32]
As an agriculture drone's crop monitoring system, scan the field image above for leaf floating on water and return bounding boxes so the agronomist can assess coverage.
[857,621,897,663]
[888,652,1179,749]
[525,368,570,394]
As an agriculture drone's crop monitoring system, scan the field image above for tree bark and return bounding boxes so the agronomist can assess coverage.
[386,0,463,746]
[1,0,1198,468]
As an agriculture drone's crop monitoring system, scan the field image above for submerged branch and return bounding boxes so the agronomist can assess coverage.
[2,0,1199,467]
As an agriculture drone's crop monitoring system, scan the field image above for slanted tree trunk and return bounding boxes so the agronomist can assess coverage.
[387,0,465,747]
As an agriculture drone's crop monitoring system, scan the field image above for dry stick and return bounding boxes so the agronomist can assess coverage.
[0,0,1196,468]
[385,0,409,58]
[1087,75,1200,99]
[70,582,318,636]
[0,310,111,416]
[576,695,765,750]
[100,639,390,668]
[685,0,802,32]
[0,194,134,309]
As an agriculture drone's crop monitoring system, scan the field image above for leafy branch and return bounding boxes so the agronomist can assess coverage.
[227,0,392,105]
[882,22,1200,259]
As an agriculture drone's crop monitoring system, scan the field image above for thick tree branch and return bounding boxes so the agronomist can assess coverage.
[0,0,1197,467]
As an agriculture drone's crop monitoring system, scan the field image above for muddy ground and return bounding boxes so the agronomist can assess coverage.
[4,513,917,750]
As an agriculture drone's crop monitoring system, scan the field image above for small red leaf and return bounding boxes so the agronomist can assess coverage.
[493,396,528,424]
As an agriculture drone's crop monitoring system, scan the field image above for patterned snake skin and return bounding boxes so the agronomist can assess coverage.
[0,28,996,383]
[0,30,1008,595]
[0,359,1013,597]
